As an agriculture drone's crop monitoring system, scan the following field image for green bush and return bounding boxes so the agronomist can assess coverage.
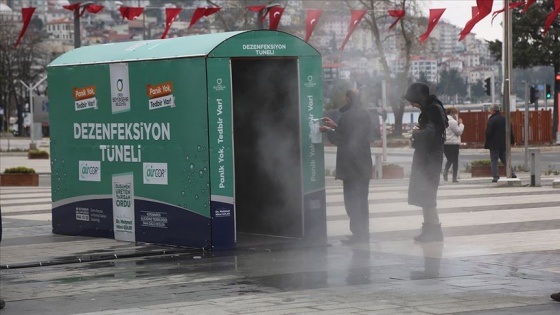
[3,167,36,174]
[470,159,503,167]
[28,149,49,158]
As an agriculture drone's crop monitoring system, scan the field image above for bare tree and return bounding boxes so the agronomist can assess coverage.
[345,0,424,136]
[0,21,48,134]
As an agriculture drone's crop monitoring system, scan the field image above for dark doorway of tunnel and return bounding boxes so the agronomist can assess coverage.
[231,58,303,246]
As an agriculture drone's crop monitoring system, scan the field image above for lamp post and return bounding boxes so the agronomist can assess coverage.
[139,4,171,40]
[523,81,528,170]
[73,1,93,48]
[503,0,513,178]
[20,76,47,147]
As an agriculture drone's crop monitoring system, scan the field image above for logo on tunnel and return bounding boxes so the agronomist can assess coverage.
[79,160,101,182]
[143,162,168,185]
[213,77,226,91]
[116,79,124,92]
[305,75,317,88]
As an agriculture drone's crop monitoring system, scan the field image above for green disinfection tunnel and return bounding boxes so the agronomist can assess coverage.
[47,30,327,250]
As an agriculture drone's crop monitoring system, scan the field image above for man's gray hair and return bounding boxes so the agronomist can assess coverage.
[491,104,501,112]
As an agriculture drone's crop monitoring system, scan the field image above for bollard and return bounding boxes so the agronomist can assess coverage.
[374,153,383,179]
[528,148,541,187]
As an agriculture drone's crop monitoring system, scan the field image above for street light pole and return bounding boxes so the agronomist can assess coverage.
[73,7,81,48]
[73,1,93,48]
[503,0,513,178]
[20,76,47,146]
[523,81,529,170]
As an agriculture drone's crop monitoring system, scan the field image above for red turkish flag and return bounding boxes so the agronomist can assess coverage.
[204,7,221,16]
[524,0,536,13]
[340,10,367,51]
[188,7,221,29]
[63,3,80,12]
[79,4,105,17]
[388,10,405,31]
[15,7,36,48]
[161,8,182,39]
[268,7,284,30]
[472,6,478,18]
[247,5,272,21]
[119,6,144,21]
[491,2,524,25]
[459,0,494,41]
[305,9,323,42]
[543,0,560,35]
[247,5,282,22]
[85,4,104,14]
[247,5,266,12]
[420,9,446,43]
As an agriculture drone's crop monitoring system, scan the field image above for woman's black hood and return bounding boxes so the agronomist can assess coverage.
[404,83,430,107]
[406,83,449,144]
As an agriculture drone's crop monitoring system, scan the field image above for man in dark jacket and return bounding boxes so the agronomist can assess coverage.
[405,83,448,243]
[321,89,372,244]
[484,104,516,182]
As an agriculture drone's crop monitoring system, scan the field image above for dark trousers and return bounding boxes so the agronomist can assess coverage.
[343,178,370,240]
[490,149,516,179]
[443,144,460,180]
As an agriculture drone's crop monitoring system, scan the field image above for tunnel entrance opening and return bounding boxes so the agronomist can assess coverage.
[231,58,303,246]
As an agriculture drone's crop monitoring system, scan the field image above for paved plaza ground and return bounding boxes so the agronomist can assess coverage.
[1,142,560,314]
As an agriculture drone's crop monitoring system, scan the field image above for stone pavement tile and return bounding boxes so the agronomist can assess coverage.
[310,304,366,311]
[297,309,364,315]
[0,224,53,239]
[415,301,527,314]
[140,301,208,310]
[208,295,279,305]
[77,308,146,315]
[354,306,433,314]
[132,309,180,315]
[224,298,329,314]
[345,301,403,312]
[158,308,235,315]
[390,296,463,307]
[229,307,321,314]
[218,301,281,312]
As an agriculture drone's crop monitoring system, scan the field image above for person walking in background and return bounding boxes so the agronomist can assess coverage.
[443,107,464,183]
[404,83,448,243]
[484,104,516,183]
[321,89,372,244]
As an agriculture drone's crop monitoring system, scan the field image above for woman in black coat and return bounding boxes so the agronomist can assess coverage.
[404,83,448,243]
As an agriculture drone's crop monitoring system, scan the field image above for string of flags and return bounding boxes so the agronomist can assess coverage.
[13,1,560,49]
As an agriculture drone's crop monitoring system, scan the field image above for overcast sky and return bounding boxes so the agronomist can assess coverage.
[425,0,505,41]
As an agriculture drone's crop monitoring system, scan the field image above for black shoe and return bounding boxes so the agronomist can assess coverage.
[492,178,499,183]
[512,174,517,178]
[414,223,443,243]
[0,298,5,309]
[551,292,560,302]
[452,179,459,183]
